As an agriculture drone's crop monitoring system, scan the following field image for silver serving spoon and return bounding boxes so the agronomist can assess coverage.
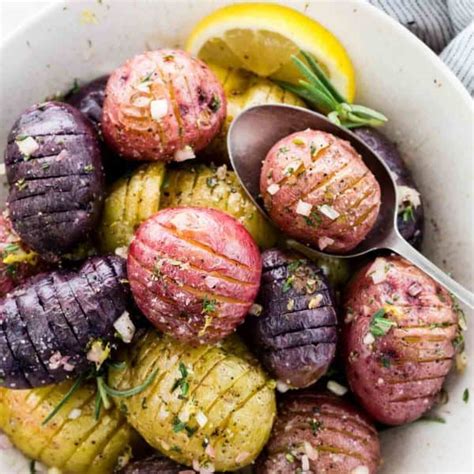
[228,104,474,308]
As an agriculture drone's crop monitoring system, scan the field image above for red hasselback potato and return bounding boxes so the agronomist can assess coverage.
[102,49,226,161]
[127,207,261,344]
[0,211,44,297]
[342,255,459,425]
[255,391,381,474]
[260,129,381,253]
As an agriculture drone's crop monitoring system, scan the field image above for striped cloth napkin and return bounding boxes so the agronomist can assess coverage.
[369,0,474,94]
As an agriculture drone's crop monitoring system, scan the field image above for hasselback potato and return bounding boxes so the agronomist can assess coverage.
[102,49,226,162]
[98,162,166,252]
[342,255,459,425]
[161,163,277,248]
[0,380,140,473]
[255,391,381,474]
[4,101,105,260]
[0,256,129,389]
[260,129,381,253]
[0,211,44,297]
[109,330,276,472]
[118,454,184,473]
[127,207,261,344]
[204,64,306,162]
[245,248,337,388]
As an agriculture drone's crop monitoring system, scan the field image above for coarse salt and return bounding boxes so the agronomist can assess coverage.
[367,258,388,284]
[296,200,312,217]
[174,145,195,162]
[196,411,208,427]
[68,408,82,420]
[16,136,39,156]
[113,311,136,343]
[319,204,340,220]
[150,99,168,120]
[327,380,348,396]
[267,183,280,195]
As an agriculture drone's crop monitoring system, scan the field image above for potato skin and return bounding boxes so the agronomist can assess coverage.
[354,127,424,247]
[260,129,381,253]
[128,207,261,344]
[245,248,338,388]
[0,381,140,473]
[204,64,306,162]
[0,256,129,389]
[102,49,226,161]
[4,101,105,260]
[0,211,44,297]
[109,330,276,472]
[342,255,458,425]
[161,163,277,248]
[98,162,166,252]
[118,454,185,474]
[255,391,380,474]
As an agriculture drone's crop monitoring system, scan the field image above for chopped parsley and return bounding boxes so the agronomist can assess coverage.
[202,296,217,314]
[380,355,391,368]
[2,243,19,258]
[140,71,154,83]
[401,204,415,222]
[171,362,189,399]
[287,259,305,273]
[463,388,469,403]
[209,95,221,112]
[282,275,295,293]
[309,418,322,434]
[29,460,36,474]
[304,210,322,227]
[172,416,197,437]
[369,308,396,338]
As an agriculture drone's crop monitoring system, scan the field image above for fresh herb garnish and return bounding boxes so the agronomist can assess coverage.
[282,275,295,293]
[304,210,322,227]
[419,414,446,424]
[171,362,189,399]
[209,95,221,112]
[369,308,396,337]
[380,355,391,368]
[172,416,197,437]
[401,204,415,222]
[463,388,469,403]
[309,418,322,434]
[276,51,387,128]
[202,296,217,314]
[140,72,154,83]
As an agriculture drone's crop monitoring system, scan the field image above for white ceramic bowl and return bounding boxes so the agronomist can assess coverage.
[0,1,472,473]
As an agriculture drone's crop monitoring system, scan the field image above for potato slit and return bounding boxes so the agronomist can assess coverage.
[386,375,445,385]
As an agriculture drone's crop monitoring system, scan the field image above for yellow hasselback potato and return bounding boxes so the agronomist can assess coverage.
[161,163,277,248]
[205,64,306,161]
[108,331,276,472]
[0,381,140,474]
[98,162,166,253]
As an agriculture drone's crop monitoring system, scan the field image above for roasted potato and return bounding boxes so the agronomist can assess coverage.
[354,126,424,247]
[0,380,140,473]
[109,330,276,472]
[128,207,261,344]
[102,49,226,162]
[98,162,166,252]
[161,163,277,248]
[260,129,381,253]
[245,248,338,388]
[204,65,306,162]
[0,256,129,389]
[4,101,105,260]
[255,391,381,474]
[0,210,44,297]
[342,255,459,425]
[118,454,184,474]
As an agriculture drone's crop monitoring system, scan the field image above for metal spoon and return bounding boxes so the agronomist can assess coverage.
[228,104,474,308]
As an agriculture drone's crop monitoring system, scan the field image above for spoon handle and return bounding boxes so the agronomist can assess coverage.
[387,234,474,309]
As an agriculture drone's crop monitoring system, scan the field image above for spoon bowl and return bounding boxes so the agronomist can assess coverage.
[228,104,474,308]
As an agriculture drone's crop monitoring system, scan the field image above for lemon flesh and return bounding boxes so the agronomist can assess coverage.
[186,2,355,102]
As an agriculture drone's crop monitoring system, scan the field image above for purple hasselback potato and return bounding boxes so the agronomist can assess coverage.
[0,256,129,389]
[245,248,338,389]
[354,126,424,247]
[4,101,105,260]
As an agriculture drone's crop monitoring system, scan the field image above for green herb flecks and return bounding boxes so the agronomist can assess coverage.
[202,296,217,315]
[304,210,322,227]
[369,308,396,338]
[309,418,322,434]
[172,416,197,437]
[171,362,190,399]
[276,51,387,128]
[401,204,415,222]
[463,388,469,403]
[209,95,221,112]
[140,71,154,83]
[282,275,295,293]
[418,414,446,424]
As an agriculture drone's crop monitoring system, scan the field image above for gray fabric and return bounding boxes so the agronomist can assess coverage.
[369,0,474,94]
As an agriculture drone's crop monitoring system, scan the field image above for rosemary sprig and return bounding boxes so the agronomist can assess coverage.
[42,362,158,424]
[276,51,388,128]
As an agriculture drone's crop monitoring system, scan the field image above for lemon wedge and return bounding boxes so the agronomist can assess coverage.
[185,2,355,102]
